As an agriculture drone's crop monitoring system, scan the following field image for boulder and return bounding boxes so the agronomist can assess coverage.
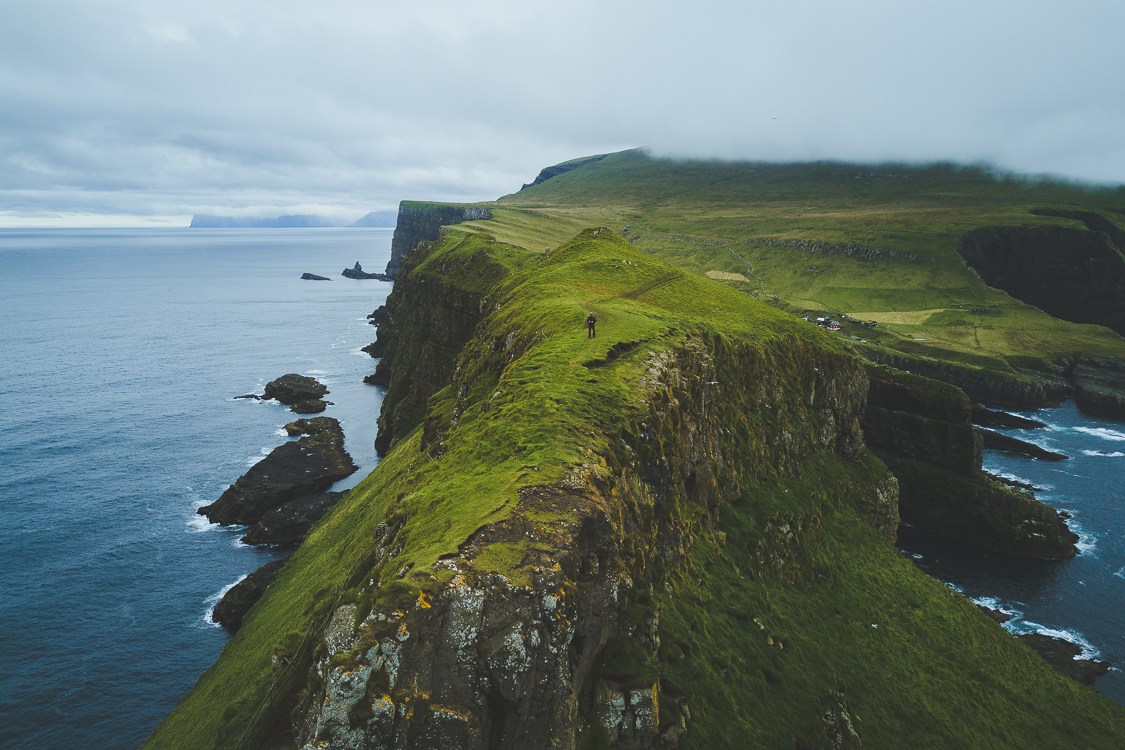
[197,417,357,526]
[212,556,290,632]
[263,374,328,405]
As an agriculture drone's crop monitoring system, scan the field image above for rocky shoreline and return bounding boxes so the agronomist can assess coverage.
[976,604,1112,686]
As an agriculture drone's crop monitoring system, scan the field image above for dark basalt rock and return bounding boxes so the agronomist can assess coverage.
[972,403,1045,429]
[976,603,1012,624]
[366,304,388,324]
[863,363,1077,558]
[290,398,329,414]
[242,491,345,545]
[981,429,1068,461]
[197,417,357,526]
[983,471,1042,492]
[263,373,328,405]
[1017,632,1111,686]
[341,262,390,280]
[283,416,338,437]
[212,555,290,632]
[301,273,331,281]
[1071,357,1125,419]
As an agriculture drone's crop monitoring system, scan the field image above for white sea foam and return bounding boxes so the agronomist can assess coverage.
[981,467,1047,490]
[945,582,964,593]
[186,513,219,533]
[1113,567,1125,580]
[245,447,271,467]
[304,369,328,375]
[1073,426,1125,442]
[1080,449,1125,457]
[1071,523,1097,556]
[972,596,1023,621]
[1022,623,1100,660]
[273,428,289,437]
[201,575,248,627]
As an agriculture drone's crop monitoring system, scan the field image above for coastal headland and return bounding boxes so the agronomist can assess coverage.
[145,152,1125,750]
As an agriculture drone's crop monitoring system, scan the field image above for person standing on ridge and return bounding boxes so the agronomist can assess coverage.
[586,313,597,338]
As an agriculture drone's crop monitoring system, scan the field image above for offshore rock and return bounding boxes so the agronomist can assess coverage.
[264,374,329,405]
[290,398,329,414]
[342,262,390,280]
[197,417,356,526]
[301,273,331,281]
[241,491,346,545]
[212,555,290,633]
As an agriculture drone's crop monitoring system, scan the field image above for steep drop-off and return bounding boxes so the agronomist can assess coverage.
[144,227,1125,750]
[862,364,1076,558]
[957,212,1125,336]
[384,202,493,279]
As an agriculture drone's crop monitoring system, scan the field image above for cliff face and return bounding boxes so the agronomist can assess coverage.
[384,203,493,279]
[863,364,1077,558]
[958,213,1125,336]
[292,231,902,750]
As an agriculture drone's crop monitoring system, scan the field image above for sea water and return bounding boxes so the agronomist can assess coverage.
[0,228,392,749]
[897,399,1125,705]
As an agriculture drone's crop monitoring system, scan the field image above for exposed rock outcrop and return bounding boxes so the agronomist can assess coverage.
[1070,356,1125,418]
[1017,632,1111,686]
[862,364,1077,558]
[981,429,1067,461]
[520,153,610,190]
[212,556,290,632]
[241,491,346,545]
[342,262,390,280]
[384,202,493,279]
[198,417,356,526]
[301,273,331,281]
[958,212,1125,336]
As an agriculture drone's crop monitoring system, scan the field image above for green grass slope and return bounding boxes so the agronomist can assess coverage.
[496,150,1125,376]
[145,228,1125,750]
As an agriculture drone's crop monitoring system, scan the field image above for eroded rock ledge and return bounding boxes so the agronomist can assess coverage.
[198,416,356,527]
[862,364,1077,558]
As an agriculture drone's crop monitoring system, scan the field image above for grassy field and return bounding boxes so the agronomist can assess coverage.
[483,150,1125,374]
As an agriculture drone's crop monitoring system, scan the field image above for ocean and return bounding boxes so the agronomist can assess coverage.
[1,228,1122,750]
[897,399,1125,705]
[0,228,391,750]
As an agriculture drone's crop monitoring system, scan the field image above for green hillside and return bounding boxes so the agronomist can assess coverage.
[144,226,1125,750]
[481,150,1125,377]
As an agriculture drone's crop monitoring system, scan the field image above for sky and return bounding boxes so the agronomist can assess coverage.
[2,0,1124,227]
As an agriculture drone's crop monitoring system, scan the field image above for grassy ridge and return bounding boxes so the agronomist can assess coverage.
[497,150,1125,373]
[145,227,1125,749]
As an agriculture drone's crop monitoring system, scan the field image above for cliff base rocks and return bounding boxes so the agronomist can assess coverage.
[1017,632,1112,686]
[1071,357,1125,419]
[212,556,290,632]
[197,416,356,526]
[981,429,1068,461]
[241,491,346,545]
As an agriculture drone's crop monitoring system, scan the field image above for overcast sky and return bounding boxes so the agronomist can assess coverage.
[2,0,1124,226]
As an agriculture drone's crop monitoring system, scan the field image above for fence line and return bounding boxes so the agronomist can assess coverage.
[232,537,384,750]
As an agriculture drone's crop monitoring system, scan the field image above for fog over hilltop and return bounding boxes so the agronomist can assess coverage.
[2,0,1123,226]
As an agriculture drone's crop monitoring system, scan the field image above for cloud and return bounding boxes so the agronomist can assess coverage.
[2,0,1123,225]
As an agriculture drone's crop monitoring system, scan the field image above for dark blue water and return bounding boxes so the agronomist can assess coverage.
[898,399,1125,705]
[0,228,391,750]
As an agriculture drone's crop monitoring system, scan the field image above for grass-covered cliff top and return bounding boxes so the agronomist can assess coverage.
[450,149,1125,376]
[146,227,1125,750]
